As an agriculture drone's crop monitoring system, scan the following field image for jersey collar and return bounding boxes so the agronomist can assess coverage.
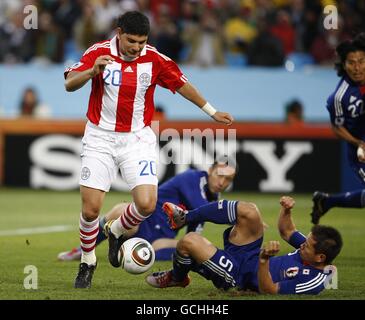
[110,35,147,60]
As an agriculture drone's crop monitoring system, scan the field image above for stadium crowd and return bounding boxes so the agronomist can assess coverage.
[1,0,365,67]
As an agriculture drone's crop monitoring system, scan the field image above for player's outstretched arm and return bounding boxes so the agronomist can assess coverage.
[257,241,280,294]
[65,55,115,92]
[277,196,297,242]
[177,82,234,125]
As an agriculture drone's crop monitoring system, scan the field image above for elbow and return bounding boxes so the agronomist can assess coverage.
[259,287,278,295]
[279,228,294,243]
[279,228,289,241]
[65,82,75,92]
[258,283,279,295]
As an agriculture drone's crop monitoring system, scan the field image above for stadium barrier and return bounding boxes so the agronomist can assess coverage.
[0,118,355,193]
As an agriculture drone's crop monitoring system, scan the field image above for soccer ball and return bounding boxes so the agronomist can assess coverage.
[120,237,155,274]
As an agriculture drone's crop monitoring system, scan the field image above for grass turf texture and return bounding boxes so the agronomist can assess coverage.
[0,188,364,300]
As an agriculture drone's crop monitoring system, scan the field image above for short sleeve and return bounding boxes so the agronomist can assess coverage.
[288,231,306,249]
[156,55,188,93]
[278,274,326,295]
[326,95,345,127]
[64,46,97,79]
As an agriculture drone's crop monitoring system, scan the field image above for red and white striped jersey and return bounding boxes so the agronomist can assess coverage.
[65,35,188,132]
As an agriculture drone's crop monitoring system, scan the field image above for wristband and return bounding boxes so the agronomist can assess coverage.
[201,102,217,117]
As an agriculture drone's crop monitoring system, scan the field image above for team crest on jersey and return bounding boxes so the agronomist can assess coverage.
[303,269,310,275]
[139,73,151,85]
[81,167,91,180]
[285,267,299,278]
[70,62,83,69]
[335,117,345,126]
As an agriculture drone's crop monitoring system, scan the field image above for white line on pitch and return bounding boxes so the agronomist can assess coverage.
[0,225,76,236]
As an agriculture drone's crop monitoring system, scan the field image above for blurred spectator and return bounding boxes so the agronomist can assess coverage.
[33,11,65,63]
[288,0,305,52]
[93,0,121,40]
[19,87,51,118]
[224,3,257,55]
[150,0,180,21]
[0,7,35,63]
[300,2,322,52]
[269,10,295,56]
[247,17,284,66]
[310,16,351,66]
[151,9,183,62]
[0,0,365,66]
[50,0,82,40]
[182,9,225,66]
[73,1,98,52]
[285,99,304,125]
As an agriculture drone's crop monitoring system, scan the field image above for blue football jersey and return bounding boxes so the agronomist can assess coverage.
[268,231,331,295]
[326,76,365,139]
[140,170,219,239]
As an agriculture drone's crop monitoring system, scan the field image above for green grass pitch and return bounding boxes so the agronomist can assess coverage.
[0,188,364,300]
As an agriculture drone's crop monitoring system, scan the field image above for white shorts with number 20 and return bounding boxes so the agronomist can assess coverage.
[79,121,158,192]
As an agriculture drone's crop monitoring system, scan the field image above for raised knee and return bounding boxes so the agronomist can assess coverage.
[178,232,201,252]
[237,201,261,221]
[135,196,157,215]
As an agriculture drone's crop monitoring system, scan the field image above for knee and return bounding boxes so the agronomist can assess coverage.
[177,232,201,253]
[135,195,157,215]
[82,205,100,221]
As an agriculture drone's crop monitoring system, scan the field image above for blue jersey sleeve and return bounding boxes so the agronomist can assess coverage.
[288,231,306,249]
[278,273,327,295]
[327,98,345,127]
[178,170,210,209]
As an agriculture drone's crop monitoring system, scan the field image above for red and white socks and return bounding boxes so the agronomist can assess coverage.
[79,213,99,266]
[110,203,148,238]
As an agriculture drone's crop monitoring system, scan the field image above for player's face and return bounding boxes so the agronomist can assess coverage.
[208,164,236,194]
[117,29,148,58]
[344,51,365,85]
[299,233,325,266]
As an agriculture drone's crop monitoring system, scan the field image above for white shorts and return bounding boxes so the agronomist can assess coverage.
[79,121,158,192]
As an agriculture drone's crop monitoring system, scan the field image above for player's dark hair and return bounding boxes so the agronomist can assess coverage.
[117,11,150,35]
[311,225,343,264]
[212,155,239,174]
[335,33,365,77]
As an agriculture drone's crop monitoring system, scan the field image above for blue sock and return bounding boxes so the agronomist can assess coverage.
[186,200,238,225]
[155,247,175,261]
[326,189,365,210]
[171,251,193,281]
[95,216,107,246]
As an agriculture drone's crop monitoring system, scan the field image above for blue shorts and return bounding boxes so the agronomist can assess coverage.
[192,227,263,290]
[348,145,365,186]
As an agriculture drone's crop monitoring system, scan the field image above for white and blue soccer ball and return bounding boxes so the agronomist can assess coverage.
[120,237,155,274]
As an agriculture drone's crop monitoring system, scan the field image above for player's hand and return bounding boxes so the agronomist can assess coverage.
[280,196,295,210]
[260,241,280,260]
[357,141,365,163]
[212,112,234,125]
[92,55,115,76]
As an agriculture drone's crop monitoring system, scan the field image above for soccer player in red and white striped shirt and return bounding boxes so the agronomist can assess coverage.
[65,11,233,288]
